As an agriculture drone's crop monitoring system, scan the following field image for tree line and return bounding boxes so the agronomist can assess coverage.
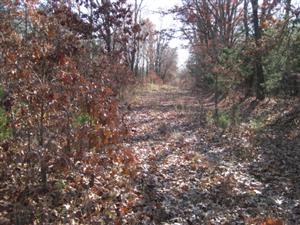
[174,0,300,116]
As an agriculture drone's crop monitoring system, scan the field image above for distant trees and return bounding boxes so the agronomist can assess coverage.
[140,19,157,74]
[126,0,145,76]
[175,0,300,102]
[127,18,178,81]
[159,46,178,81]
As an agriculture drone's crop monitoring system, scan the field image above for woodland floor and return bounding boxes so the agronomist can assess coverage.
[123,85,300,225]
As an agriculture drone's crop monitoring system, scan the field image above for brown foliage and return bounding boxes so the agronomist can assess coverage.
[0,0,138,224]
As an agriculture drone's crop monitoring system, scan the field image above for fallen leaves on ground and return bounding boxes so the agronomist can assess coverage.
[122,84,299,224]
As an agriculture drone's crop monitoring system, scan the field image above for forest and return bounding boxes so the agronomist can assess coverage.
[0,0,300,224]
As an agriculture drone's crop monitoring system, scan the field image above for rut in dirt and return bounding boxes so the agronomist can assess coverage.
[123,85,298,225]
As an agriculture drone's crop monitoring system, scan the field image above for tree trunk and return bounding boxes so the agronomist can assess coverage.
[214,73,219,120]
[251,0,265,100]
[243,0,249,42]
[39,102,48,189]
[101,0,112,54]
[285,0,291,19]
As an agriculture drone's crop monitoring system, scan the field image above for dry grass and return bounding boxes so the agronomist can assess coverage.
[119,83,178,104]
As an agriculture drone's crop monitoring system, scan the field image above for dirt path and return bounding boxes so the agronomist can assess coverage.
[123,85,297,225]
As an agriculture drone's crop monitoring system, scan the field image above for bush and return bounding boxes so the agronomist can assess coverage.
[218,111,231,129]
[0,107,11,141]
[207,110,231,129]
[0,86,4,98]
[74,113,93,126]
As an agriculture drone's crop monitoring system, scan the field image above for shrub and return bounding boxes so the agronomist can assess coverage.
[218,111,231,129]
[207,110,231,129]
[0,107,11,141]
[74,113,93,126]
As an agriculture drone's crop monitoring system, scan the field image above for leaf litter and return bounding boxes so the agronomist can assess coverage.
[123,85,299,224]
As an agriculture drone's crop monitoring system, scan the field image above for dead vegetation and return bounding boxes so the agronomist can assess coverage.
[123,83,300,224]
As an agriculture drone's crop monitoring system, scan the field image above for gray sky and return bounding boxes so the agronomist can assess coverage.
[130,0,190,68]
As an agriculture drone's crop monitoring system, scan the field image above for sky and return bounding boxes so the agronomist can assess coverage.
[130,0,190,68]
